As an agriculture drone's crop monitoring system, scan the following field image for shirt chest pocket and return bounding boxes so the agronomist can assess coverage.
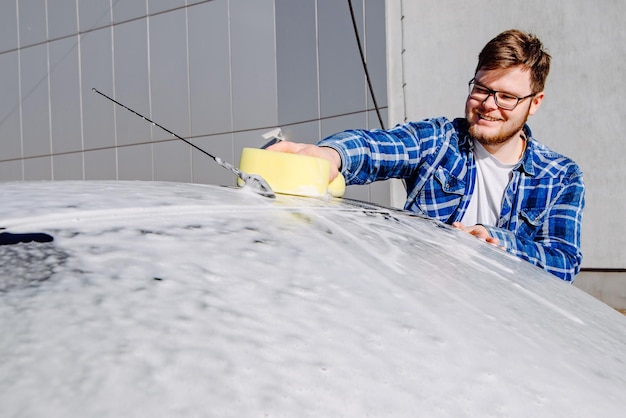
[414,166,465,221]
[434,167,465,195]
[514,177,557,238]
[518,207,546,239]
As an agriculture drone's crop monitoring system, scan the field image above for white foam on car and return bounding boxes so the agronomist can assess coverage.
[1,181,625,417]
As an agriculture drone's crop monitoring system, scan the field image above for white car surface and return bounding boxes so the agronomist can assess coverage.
[1,180,625,417]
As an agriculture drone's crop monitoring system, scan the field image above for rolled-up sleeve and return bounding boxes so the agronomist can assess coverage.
[317,119,452,185]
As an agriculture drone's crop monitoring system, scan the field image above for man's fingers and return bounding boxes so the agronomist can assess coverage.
[267,141,342,181]
[267,141,323,159]
[452,222,466,231]
[267,140,304,153]
[454,223,499,245]
[486,236,500,245]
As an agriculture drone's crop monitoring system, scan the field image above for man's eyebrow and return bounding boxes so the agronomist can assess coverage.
[474,80,524,97]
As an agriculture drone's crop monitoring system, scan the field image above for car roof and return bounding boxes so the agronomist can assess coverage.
[1,180,626,417]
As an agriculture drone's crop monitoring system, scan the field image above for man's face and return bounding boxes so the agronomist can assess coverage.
[465,66,544,146]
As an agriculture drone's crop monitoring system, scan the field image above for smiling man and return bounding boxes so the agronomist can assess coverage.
[269,29,585,282]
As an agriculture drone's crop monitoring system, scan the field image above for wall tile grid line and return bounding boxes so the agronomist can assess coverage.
[0,0,387,203]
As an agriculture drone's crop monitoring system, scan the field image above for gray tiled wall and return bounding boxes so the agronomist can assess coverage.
[0,0,389,204]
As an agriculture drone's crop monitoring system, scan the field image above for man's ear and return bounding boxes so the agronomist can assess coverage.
[528,91,544,116]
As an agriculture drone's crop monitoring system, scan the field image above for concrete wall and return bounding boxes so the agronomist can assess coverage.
[575,271,626,312]
[0,0,389,204]
[385,0,626,307]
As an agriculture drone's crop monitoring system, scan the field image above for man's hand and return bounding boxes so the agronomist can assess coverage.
[452,222,501,247]
[268,141,342,181]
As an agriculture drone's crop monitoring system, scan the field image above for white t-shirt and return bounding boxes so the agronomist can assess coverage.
[461,140,517,226]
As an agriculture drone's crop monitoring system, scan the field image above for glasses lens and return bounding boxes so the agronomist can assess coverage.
[494,93,518,110]
[468,81,518,110]
[468,82,485,99]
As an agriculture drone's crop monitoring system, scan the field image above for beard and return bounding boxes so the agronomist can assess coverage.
[467,104,531,146]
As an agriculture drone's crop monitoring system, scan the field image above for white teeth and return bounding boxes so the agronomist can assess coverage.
[479,114,499,122]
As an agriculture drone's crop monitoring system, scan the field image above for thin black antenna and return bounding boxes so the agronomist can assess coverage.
[91,88,275,198]
[347,0,385,130]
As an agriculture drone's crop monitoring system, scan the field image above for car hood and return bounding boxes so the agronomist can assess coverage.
[1,180,625,417]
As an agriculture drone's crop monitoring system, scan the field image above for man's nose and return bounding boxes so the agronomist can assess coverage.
[481,92,499,109]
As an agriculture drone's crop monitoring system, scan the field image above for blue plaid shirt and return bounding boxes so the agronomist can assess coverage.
[318,117,585,282]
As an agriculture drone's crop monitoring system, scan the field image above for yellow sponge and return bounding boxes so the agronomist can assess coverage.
[238,148,345,198]
[328,171,346,198]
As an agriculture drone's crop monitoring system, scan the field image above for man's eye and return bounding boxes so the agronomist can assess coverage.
[475,87,490,94]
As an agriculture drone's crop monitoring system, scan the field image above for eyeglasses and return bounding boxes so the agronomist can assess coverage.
[468,78,535,110]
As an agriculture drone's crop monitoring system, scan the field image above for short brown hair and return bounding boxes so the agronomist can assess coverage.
[476,29,551,93]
